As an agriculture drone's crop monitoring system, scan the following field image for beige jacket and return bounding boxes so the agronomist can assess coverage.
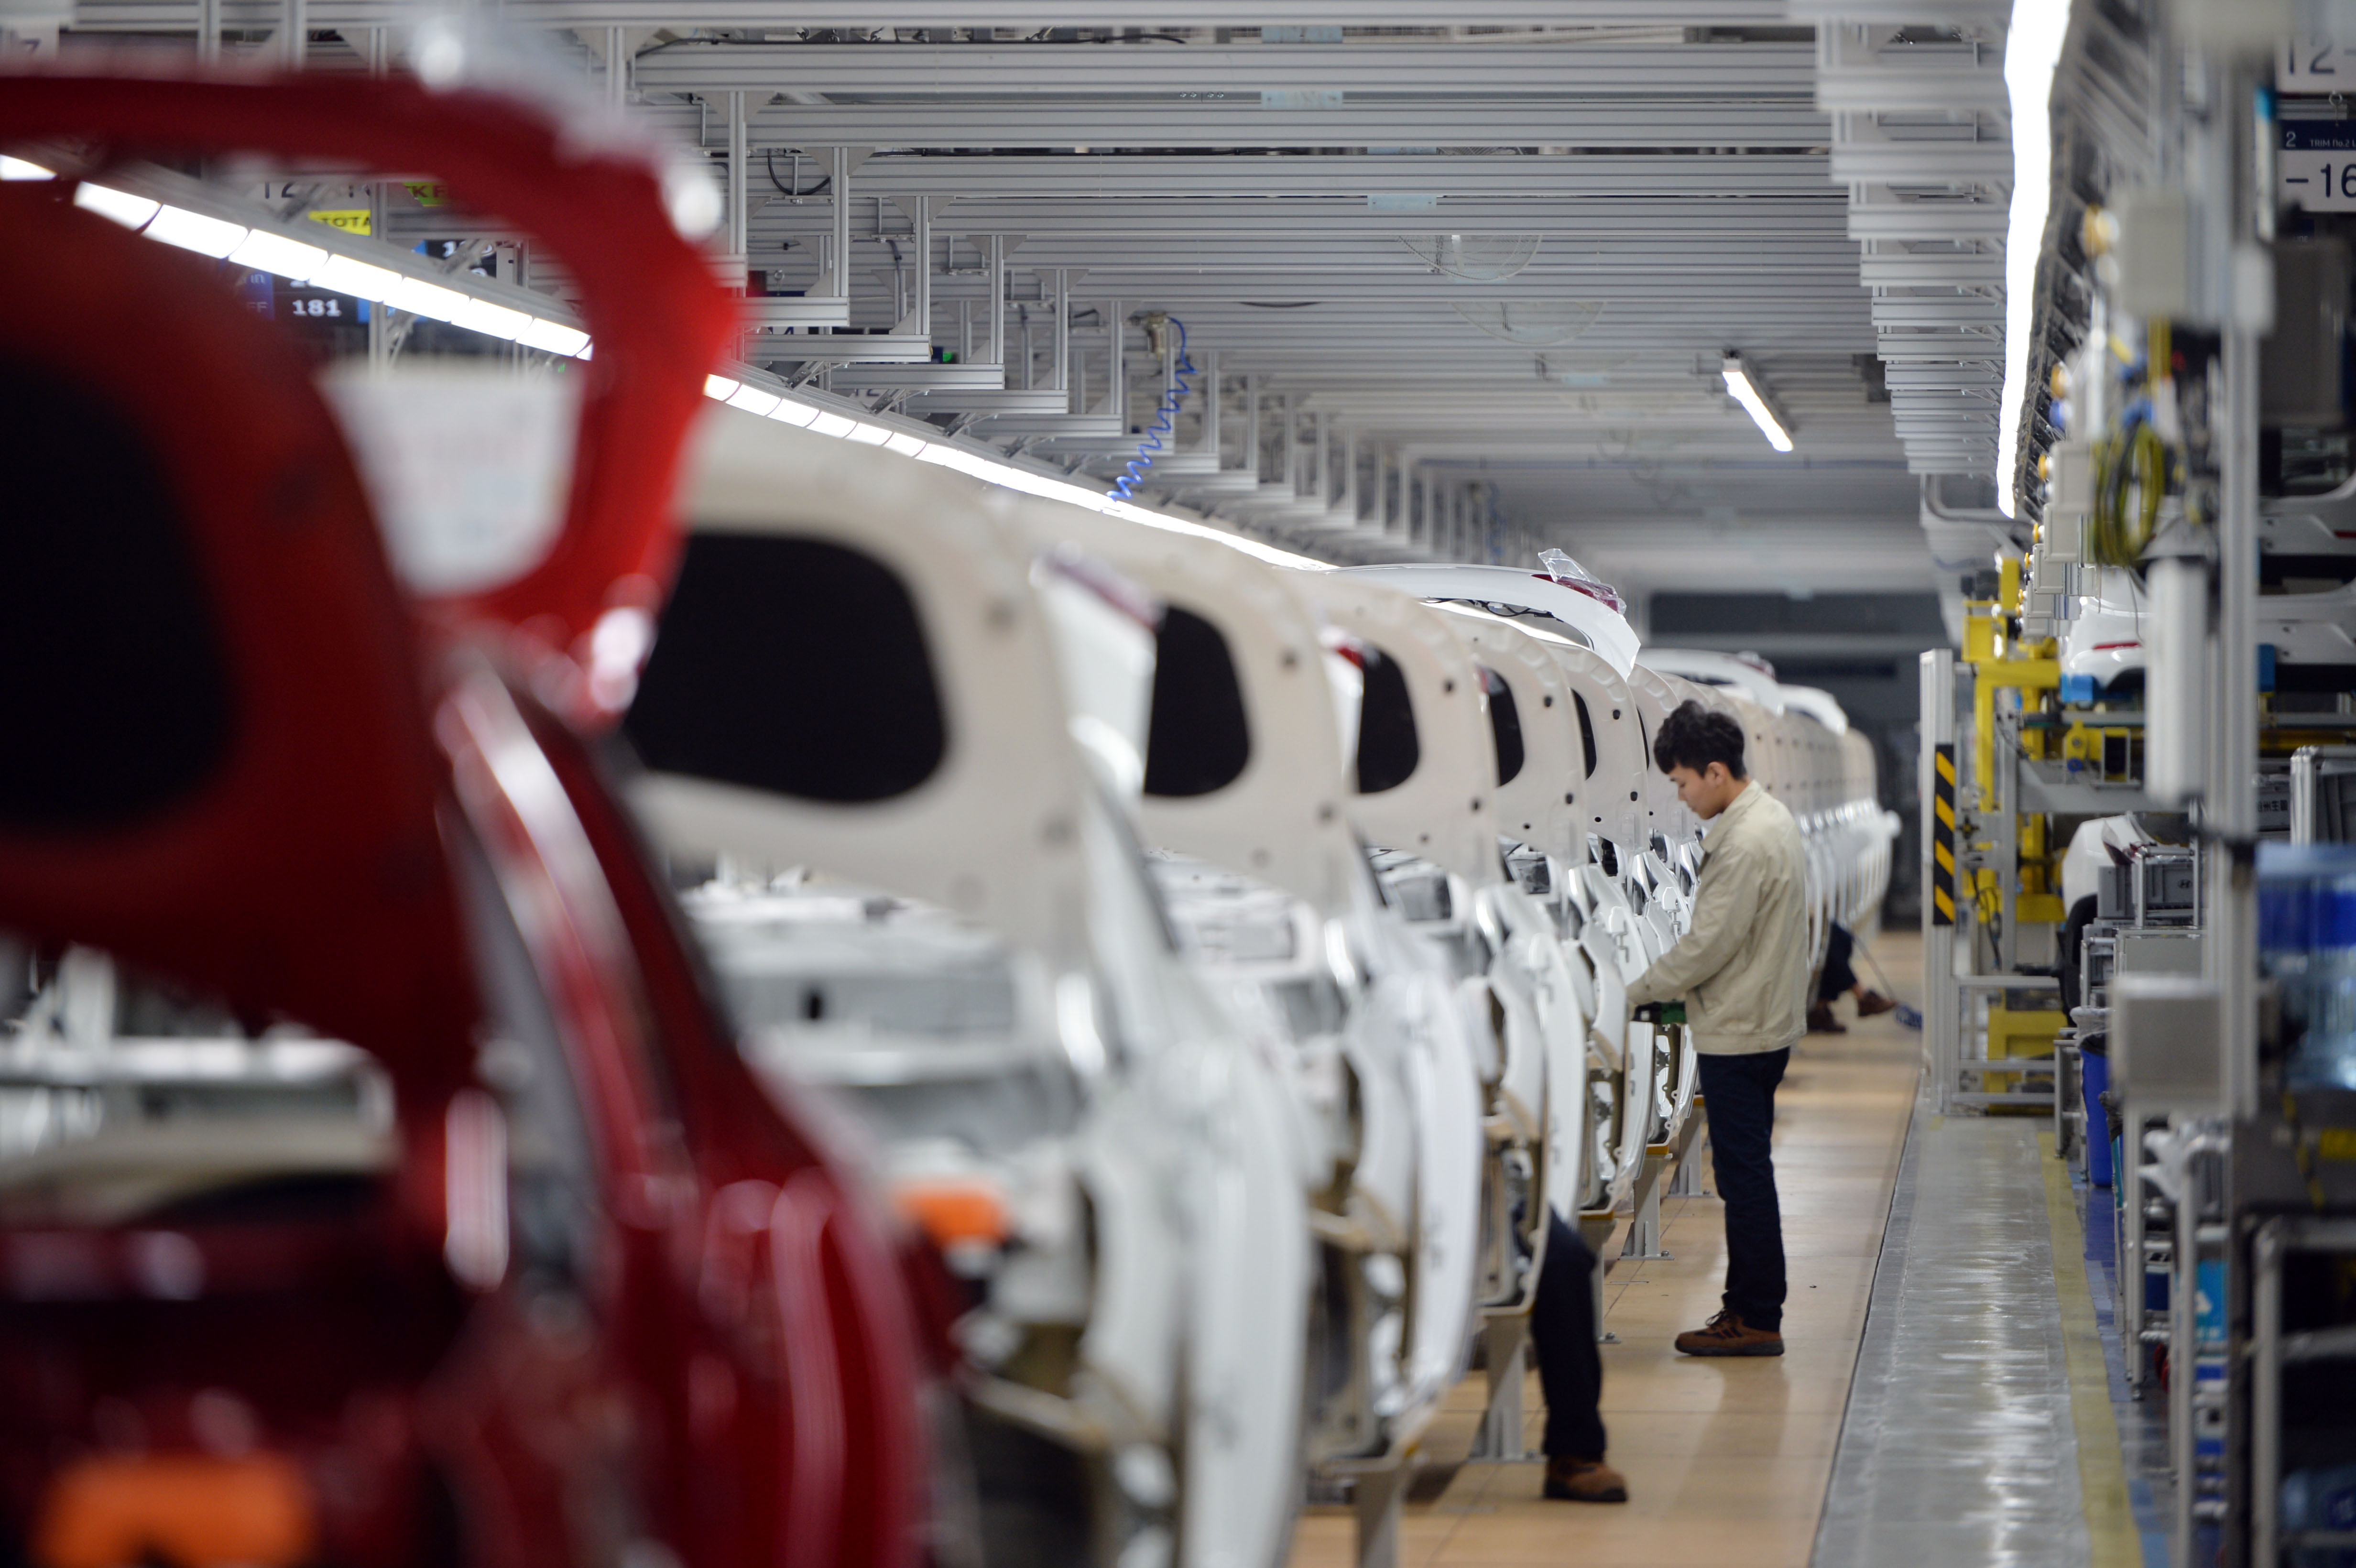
[1625,780,1809,1056]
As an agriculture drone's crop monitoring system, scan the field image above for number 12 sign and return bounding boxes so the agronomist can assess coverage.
[2281,120,2356,213]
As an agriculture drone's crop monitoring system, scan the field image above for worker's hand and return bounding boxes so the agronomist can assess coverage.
[1632,1001,1687,1027]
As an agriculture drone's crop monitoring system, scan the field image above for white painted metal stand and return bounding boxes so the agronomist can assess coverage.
[1469,1316,1535,1462]
[1351,1465,1406,1568]
[1618,1151,1669,1262]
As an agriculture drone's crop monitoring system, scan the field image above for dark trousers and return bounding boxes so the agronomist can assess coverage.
[1530,1211,1606,1459]
[1697,1047,1790,1331]
[1817,921,1857,1003]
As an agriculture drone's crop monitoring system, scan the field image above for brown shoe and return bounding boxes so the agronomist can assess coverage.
[1855,990,1898,1019]
[1543,1456,1628,1503]
[1675,1309,1785,1357]
[1806,1002,1845,1034]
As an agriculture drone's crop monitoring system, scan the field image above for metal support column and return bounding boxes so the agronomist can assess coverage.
[1352,1466,1405,1568]
[820,147,852,306]
[723,92,748,284]
[1620,1150,1671,1262]
[1341,425,1359,523]
[281,0,305,68]
[1048,269,1069,395]
[1311,409,1331,508]
[1280,393,1299,495]
[1470,1316,1534,1462]
[1385,442,1404,541]
[1922,648,1960,1109]
[606,27,628,105]
[1669,1103,1708,1195]
[1243,374,1259,475]
[983,234,1006,368]
[894,193,931,340]
[1198,349,1220,461]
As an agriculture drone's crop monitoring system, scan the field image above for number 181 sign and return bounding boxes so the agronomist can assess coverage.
[2281,120,2356,213]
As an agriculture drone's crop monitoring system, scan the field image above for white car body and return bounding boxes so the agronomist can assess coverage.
[626,406,1310,1568]
[1002,499,1479,1471]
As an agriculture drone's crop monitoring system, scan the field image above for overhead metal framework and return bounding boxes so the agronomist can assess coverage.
[13,4,1994,595]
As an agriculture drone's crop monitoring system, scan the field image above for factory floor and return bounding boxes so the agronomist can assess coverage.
[1282,928,2145,1568]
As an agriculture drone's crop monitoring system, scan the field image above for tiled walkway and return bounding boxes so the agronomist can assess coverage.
[1287,932,1924,1568]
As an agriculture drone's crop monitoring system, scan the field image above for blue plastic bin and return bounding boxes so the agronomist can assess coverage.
[2082,1048,2113,1188]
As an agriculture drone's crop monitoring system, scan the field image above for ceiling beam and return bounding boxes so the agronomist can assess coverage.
[832,152,1841,197]
[633,40,1818,95]
[733,98,1829,149]
[67,0,1796,26]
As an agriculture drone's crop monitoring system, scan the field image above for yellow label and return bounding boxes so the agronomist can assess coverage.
[305,208,371,235]
[2319,1128,2356,1164]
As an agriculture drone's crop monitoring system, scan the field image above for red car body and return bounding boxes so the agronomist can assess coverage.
[0,74,929,1568]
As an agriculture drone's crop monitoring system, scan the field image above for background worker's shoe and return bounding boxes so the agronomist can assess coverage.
[1675,1311,1785,1357]
[1543,1457,1629,1503]
[1806,1002,1844,1034]
[1855,990,1898,1019]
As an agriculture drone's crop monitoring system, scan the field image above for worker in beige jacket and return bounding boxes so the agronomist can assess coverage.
[1626,700,1809,1357]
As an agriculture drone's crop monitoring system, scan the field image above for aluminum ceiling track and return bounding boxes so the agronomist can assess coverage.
[732,100,1829,149]
[1805,11,2013,481]
[62,0,1796,24]
[840,153,1841,199]
[24,1,1934,591]
[629,40,1820,95]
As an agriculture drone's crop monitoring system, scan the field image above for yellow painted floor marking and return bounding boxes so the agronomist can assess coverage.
[2041,1130,2139,1568]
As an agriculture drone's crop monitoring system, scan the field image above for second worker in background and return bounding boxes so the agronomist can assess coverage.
[1627,701,1810,1357]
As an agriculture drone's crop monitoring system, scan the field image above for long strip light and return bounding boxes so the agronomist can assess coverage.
[1720,353,1793,453]
[691,375,1328,569]
[35,157,1322,573]
[66,174,592,359]
[1996,0,2072,519]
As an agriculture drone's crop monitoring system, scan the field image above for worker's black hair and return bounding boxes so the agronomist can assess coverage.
[1652,700,1746,779]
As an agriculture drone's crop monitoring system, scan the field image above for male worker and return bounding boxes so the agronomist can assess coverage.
[1627,701,1809,1357]
[1529,1213,1626,1503]
[1807,920,1897,1034]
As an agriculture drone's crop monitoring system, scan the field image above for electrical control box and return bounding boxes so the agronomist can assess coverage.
[2112,974,2222,1109]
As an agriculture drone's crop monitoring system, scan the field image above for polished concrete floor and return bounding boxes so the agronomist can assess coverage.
[1813,1107,2115,1567]
[1287,931,1925,1568]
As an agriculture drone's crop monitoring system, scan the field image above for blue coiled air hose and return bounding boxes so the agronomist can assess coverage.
[1110,316,1195,502]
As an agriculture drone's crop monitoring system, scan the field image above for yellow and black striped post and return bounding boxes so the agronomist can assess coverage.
[1931,742,1958,926]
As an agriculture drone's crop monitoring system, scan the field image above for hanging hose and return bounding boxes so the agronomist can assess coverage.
[2087,414,2167,566]
[1110,315,1195,502]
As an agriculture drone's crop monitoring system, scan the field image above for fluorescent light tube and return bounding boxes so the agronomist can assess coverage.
[884,432,930,457]
[228,228,329,283]
[516,318,590,358]
[385,277,469,322]
[73,182,160,229]
[310,254,402,302]
[1,156,54,180]
[703,375,741,401]
[143,205,248,259]
[1721,356,1793,453]
[1996,0,2072,519]
[845,422,895,446]
[768,400,820,427]
[806,411,857,439]
[726,385,782,416]
[450,297,532,341]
